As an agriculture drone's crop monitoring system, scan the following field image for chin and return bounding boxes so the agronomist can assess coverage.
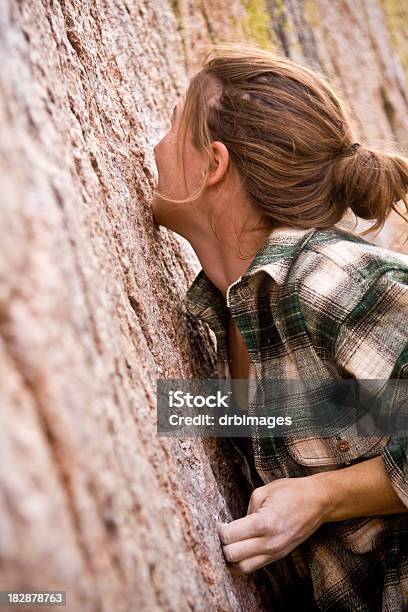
[151,197,189,238]
[150,194,171,229]
[150,195,162,224]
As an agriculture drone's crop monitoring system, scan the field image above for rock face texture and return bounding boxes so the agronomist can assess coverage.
[0,1,407,611]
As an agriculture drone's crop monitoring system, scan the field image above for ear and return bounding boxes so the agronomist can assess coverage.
[205,141,230,187]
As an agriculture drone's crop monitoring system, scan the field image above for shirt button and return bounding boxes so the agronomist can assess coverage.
[337,439,350,452]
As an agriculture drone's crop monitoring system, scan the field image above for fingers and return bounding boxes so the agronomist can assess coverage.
[222,535,268,563]
[228,553,273,576]
[217,513,266,545]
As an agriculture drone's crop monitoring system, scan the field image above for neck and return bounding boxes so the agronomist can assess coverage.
[187,224,279,298]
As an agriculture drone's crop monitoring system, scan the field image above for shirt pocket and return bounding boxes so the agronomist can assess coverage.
[284,430,390,467]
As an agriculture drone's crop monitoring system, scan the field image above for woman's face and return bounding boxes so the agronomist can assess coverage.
[151,94,206,232]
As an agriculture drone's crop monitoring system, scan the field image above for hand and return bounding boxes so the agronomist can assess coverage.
[217,476,331,576]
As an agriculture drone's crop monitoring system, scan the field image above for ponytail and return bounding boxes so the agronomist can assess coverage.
[330,145,408,239]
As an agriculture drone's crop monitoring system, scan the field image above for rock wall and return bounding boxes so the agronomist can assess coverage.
[0,1,407,611]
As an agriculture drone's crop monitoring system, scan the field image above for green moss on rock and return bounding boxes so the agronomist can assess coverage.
[379,0,408,79]
[304,0,319,29]
[240,0,277,50]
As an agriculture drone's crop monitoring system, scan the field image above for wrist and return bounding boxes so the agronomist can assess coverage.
[308,472,337,523]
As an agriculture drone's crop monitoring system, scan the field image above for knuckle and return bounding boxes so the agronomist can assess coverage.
[265,536,285,559]
[253,513,268,535]
[264,536,278,555]
[250,489,261,505]
[237,561,252,575]
[223,547,237,563]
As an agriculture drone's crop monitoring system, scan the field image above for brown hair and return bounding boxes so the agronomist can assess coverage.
[154,42,408,244]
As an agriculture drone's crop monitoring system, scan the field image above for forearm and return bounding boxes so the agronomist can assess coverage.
[311,455,407,522]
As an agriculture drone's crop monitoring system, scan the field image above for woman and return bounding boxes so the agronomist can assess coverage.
[151,43,408,611]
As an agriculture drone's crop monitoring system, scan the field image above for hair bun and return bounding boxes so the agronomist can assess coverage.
[347,142,361,154]
[337,142,361,159]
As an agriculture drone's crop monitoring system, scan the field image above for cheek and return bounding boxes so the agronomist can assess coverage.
[155,138,165,164]
[157,133,177,167]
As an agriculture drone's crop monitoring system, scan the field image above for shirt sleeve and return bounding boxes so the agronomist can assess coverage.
[331,268,408,508]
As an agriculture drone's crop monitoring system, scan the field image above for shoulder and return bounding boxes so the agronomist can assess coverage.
[293,226,408,283]
[270,228,408,369]
[251,225,408,322]
[290,227,408,320]
[302,226,408,279]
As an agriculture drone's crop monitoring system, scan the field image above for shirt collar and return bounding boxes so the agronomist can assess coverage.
[185,227,317,322]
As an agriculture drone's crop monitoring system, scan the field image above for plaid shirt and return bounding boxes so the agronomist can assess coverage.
[186,226,408,611]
